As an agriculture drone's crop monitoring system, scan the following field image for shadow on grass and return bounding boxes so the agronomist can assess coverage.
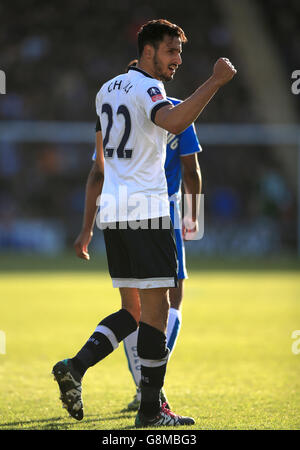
[0,413,136,430]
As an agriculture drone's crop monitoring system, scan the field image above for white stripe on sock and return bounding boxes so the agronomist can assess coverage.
[95,325,119,350]
[140,349,170,368]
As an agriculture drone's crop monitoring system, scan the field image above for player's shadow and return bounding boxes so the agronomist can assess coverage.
[0,413,135,430]
[0,417,70,430]
[120,406,136,413]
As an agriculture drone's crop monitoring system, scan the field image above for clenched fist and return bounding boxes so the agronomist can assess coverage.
[212,57,237,87]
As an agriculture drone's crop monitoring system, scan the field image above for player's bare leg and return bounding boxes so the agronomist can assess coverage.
[169,279,183,310]
[139,287,169,333]
[119,287,141,324]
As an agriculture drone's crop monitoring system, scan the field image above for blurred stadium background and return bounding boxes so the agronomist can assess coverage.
[1,0,300,432]
[0,0,299,259]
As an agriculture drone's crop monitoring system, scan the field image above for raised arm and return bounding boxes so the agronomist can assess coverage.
[155,58,237,134]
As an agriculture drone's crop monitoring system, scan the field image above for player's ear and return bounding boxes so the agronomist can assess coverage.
[143,44,155,60]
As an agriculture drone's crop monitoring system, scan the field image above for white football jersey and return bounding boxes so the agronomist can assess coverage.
[95,66,172,223]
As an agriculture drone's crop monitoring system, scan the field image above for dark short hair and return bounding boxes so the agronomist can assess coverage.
[125,59,138,72]
[137,19,187,57]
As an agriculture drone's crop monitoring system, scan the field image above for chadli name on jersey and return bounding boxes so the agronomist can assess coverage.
[107,79,133,94]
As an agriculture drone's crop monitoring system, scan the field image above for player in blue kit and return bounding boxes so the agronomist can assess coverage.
[122,85,202,410]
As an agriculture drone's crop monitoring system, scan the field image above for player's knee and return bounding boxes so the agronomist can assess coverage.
[119,288,141,324]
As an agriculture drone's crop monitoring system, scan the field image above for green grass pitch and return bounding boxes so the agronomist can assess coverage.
[0,253,299,430]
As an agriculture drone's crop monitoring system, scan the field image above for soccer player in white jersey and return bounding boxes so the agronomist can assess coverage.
[121,62,202,410]
[90,87,202,411]
[52,19,236,427]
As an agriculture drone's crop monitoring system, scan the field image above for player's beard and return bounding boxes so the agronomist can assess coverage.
[153,52,173,82]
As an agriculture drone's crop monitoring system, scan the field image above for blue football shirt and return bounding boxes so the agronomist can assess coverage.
[164,97,201,197]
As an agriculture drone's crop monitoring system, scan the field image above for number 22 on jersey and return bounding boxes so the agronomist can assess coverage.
[101,103,133,159]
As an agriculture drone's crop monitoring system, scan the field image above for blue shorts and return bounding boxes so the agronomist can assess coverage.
[169,200,188,280]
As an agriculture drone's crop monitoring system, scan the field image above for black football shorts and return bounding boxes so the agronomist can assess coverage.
[102,216,178,289]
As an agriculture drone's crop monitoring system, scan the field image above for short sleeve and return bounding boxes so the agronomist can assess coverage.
[135,78,172,124]
[179,123,202,156]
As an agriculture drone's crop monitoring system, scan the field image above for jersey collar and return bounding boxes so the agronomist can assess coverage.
[128,66,154,79]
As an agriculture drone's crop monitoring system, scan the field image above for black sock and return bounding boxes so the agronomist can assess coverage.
[71,356,90,379]
[139,364,168,416]
[137,322,169,417]
[71,309,137,377]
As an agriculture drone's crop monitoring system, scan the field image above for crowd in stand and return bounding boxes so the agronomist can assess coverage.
[0,0,297,253]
